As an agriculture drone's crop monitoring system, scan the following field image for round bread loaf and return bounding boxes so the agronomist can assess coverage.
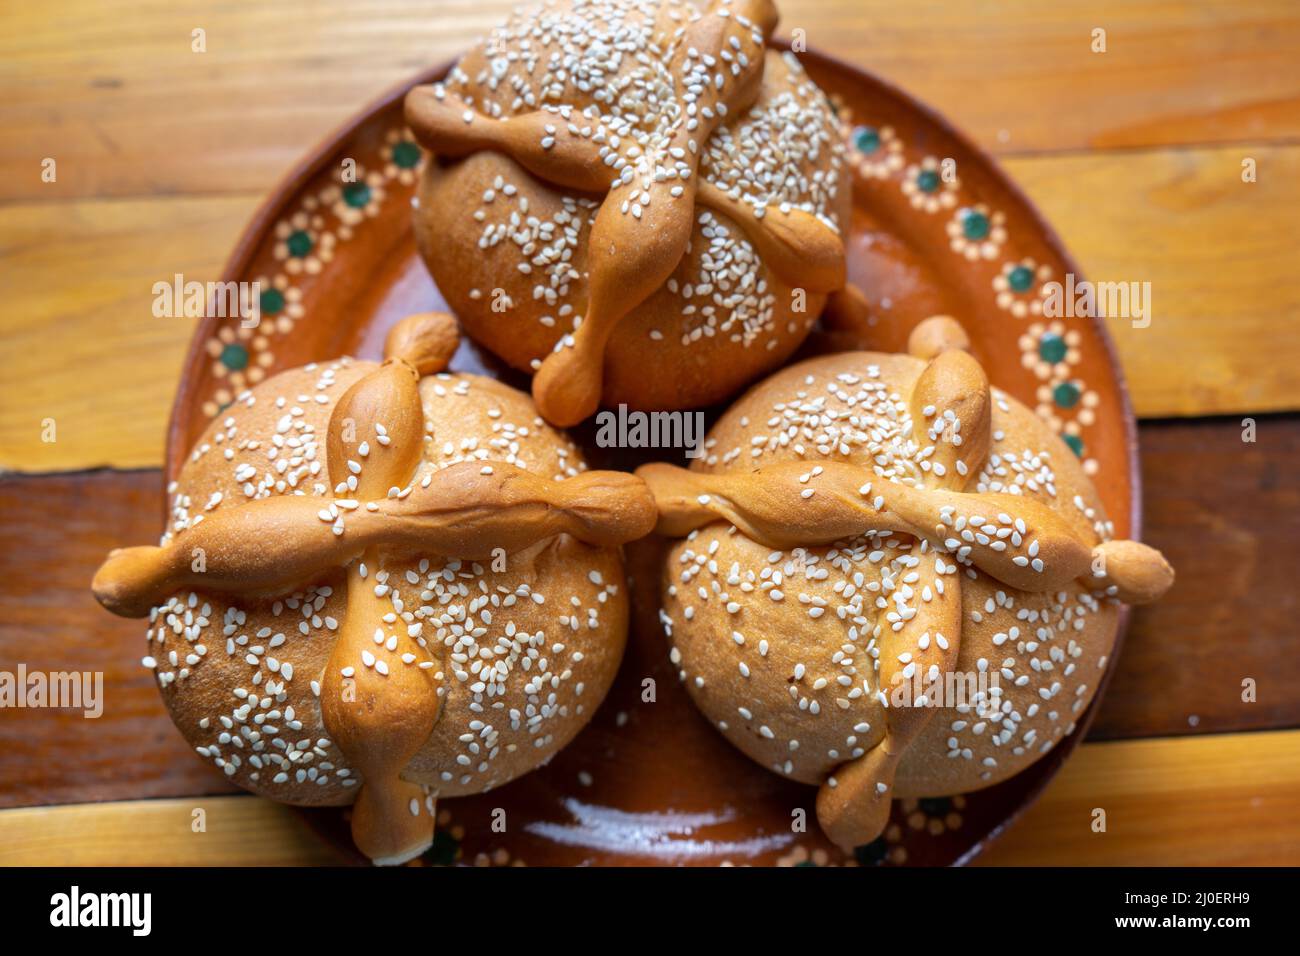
[406,0,850,425]
[639,317,1173,848]
[94,314,655,864]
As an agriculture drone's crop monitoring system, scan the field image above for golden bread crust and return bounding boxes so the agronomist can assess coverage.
[410,0,848,416]
[659,350,1122,797]
[144,363,629,806]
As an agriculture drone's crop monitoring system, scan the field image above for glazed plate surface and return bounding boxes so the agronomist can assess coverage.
[169,48,1138,866]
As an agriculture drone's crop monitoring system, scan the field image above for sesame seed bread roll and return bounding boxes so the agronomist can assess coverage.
[94,314,655,864]
[407,0,850,425]
[151,363,627,797]
[642,316,1173,849]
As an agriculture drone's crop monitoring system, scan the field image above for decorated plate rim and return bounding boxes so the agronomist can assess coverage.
[163,43,1142,866]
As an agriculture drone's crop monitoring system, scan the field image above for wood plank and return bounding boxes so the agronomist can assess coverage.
[812,0,1300,155]
[0,195,256,472]
[2,730,1295,865]
[3,1,1297,204]
[2,144,1295,474]
[977,730,1300,866]
[0,797,345,866]
[1090,414,1300,739]
[0,470,242,809]
[1004,144,1300,418]
[0,0,498,204]
[1,417,1294,808]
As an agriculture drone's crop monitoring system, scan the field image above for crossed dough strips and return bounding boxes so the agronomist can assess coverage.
[636,316,1173,848]
[404,0,847,425]
[93,313,656,864]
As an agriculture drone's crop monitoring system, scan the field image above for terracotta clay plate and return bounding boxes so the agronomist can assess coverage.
[169,47,1139,867]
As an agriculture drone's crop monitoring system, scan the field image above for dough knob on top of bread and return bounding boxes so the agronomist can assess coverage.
[405,0,851,425]
[640,314,1173,850]
[92,310,655,865]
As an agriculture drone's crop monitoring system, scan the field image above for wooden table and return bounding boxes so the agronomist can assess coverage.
[1,0,1297,866]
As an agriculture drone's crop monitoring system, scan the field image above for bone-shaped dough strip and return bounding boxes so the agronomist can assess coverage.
[1089,539,1175,604]
[530,148,763,422]
[406,91,843,293]
[815,534,965,849]
[529,7,773,425]
[93,463,656,618]
[696,181,845,293]
[404,87,616,194]
[636,459,1171,602]
[322,556,442,865]
[906,347,992,488]
[310,316,449,863]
